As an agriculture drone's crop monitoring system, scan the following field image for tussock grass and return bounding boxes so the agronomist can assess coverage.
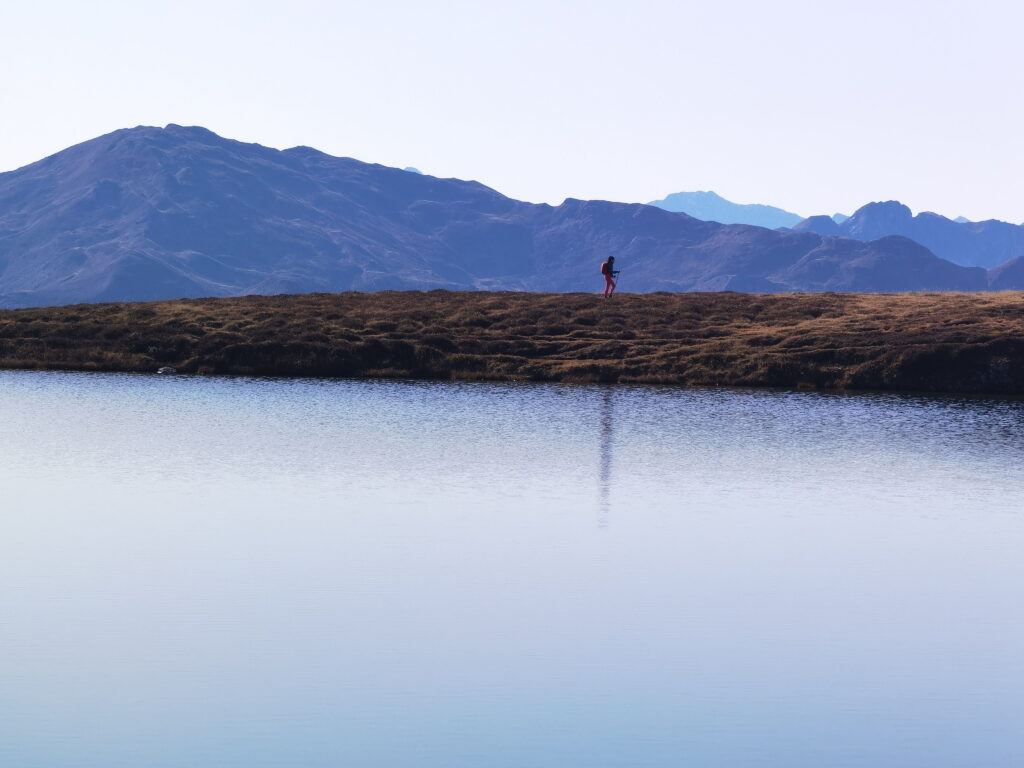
[0,290,1023,394]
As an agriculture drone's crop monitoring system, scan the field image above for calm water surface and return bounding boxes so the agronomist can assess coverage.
[1,370,1022,767]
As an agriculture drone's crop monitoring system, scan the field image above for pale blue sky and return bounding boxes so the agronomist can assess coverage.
[1,0,1021,221]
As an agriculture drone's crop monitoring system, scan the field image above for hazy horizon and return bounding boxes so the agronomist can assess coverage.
[1,0,1021,222]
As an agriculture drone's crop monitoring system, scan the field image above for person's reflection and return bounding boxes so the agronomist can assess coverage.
[599,387,613,528]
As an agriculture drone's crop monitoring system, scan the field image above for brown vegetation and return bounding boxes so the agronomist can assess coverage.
[0,290,1023,394]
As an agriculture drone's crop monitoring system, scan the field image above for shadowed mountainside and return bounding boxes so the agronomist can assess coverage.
[795,201,1024,269]
[2,291,1023,395]
[0,125,999,307]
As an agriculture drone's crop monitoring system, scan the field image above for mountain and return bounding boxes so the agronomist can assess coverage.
[793,215,842,236]
[795,201,1024,269]
[988,256,1024,291]
[0,126,999,308]
[647,190,803,229]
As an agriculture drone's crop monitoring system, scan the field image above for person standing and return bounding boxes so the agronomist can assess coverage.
[600,256,620,298]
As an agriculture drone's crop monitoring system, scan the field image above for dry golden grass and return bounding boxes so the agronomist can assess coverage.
[1,290,1023,393]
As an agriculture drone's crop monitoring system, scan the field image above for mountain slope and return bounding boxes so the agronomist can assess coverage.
[0,126,994,307]
[795,201,1024,269]
[646,190,803,229]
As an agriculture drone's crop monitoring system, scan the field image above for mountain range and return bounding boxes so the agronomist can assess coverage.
[0,125,1018,308]
[651,193,1024,275]
[793,201,1024,271]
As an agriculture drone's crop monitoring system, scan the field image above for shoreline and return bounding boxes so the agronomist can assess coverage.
[1,290,1022,395]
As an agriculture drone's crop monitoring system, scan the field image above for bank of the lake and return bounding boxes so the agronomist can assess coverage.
[0,290,1022,394]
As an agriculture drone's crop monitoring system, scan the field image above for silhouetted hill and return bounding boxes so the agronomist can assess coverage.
[647,190,803,229]
[795,201,1024,269]
[0,126,999,307]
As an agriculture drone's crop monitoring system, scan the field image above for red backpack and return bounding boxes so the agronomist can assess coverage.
[600,261,612,276]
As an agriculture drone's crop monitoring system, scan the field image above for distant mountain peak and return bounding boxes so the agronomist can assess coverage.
[684,190,726,200]
[283,145,329,159]
[161,124,223,141]
[647,190,803,229]
[842,201,914,238]
[854,200,913,217]
[163,123,210,132]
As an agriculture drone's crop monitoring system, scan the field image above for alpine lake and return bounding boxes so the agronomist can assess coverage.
[2,370,1022,767]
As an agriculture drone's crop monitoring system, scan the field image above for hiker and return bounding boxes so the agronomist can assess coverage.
[600,256,620,298]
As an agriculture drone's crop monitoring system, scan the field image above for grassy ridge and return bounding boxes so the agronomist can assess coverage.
[0,290,1022,394]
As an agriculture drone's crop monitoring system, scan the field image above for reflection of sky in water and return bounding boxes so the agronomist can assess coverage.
[1,371,1022,767]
